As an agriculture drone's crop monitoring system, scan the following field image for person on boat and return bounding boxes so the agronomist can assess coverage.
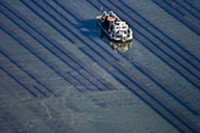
[101,11,109,29]
[109,11,115,17]
[101,11,108,22]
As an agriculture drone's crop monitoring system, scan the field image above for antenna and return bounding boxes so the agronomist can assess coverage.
[100,6,103,14]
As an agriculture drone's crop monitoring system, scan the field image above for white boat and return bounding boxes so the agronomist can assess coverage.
[96,11,133,42]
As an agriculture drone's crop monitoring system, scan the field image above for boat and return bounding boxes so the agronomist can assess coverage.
[96,11,133,42]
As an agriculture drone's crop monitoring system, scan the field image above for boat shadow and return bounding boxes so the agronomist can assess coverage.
[78,19,100,38]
